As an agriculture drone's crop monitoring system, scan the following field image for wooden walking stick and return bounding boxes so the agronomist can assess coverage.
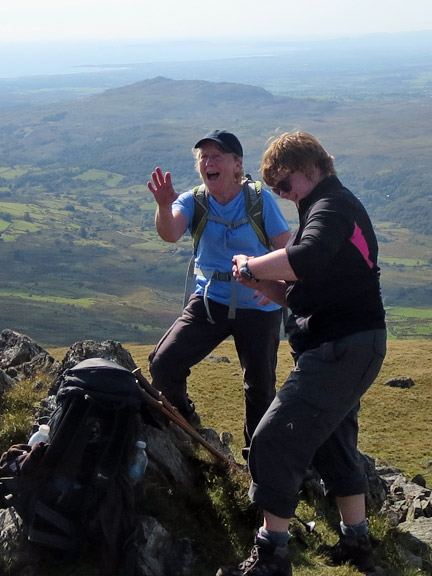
[132,368,240,469]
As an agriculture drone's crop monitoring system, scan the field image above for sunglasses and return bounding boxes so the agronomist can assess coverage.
[272,174,292,196]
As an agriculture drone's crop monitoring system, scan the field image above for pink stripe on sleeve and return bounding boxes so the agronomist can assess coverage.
[350,222,373,269]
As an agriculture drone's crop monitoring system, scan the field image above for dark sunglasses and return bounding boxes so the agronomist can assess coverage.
[272,174,292,196]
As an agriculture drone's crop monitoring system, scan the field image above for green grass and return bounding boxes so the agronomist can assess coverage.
[73,169,125,186]
[386,307,432,319]
[0,290,96,307]
[0,201,39,215]
[385,307,432,339]
[0,377,51,449]
[0,167,30,179]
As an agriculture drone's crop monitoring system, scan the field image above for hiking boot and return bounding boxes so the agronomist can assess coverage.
[320,533,376,573]
[216,536,292,576]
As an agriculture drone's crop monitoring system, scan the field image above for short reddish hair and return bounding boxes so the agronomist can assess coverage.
[261,131,336,186]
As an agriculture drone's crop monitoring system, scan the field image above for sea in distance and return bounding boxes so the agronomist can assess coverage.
[1,31,430,80]
[0,38,305,79]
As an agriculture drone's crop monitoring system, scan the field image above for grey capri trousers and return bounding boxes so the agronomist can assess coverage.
[248,328,387,519]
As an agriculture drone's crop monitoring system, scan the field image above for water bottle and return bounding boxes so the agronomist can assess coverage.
[28,424,50,446]
[129,440,148,484]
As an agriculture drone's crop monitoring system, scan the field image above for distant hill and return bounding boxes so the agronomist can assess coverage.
[0,77,329,185]
[0,76,430,235]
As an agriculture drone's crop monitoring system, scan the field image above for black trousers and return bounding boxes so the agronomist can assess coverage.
[149,294,282,451]
[248,328,387,518]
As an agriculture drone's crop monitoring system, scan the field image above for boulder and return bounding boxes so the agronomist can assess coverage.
[0,329,59,383]
[49,339,138,394]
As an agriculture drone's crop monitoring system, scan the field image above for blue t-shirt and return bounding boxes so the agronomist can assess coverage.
[173,187,290,311]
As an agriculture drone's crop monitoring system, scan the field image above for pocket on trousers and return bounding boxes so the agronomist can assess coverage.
[318,338,348,363]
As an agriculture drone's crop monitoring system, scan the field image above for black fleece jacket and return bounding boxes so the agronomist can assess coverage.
[285,176,386,353]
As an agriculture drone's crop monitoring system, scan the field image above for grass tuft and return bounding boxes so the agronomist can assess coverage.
[0,376,51,451]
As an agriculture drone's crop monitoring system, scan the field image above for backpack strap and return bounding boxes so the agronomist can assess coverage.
[27,499,79,550]
[183,257,197,309]
[190,186,250,251]
[190,178,270,251]
[243,176,272,251]
[191,184,208,252]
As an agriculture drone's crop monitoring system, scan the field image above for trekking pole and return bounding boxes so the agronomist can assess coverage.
[294,515,316,534]
[133,368,191,426]
[132,368,240,469]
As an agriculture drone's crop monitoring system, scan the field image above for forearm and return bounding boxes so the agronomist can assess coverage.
[254,279,288,307]
[232,249,296,306]
[247,249,298,282]
[155,205,184,243]
[149,167,186,243]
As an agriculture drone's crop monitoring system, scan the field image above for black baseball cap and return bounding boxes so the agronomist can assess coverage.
[194,130,243,157]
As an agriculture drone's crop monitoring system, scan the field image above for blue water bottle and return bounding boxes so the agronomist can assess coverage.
[129,440,148,484]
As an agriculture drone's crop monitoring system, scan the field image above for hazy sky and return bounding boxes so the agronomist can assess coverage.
[2,0,432,43]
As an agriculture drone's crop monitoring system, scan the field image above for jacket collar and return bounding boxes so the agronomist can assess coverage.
[298,175,343,216]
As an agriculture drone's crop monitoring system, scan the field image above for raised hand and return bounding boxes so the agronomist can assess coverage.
[148,167,178,206]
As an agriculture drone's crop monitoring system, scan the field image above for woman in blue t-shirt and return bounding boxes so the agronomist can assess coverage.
[147,130,291,459]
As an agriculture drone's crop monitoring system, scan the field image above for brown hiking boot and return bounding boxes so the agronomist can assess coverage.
[320,533,376,573]
[216,536,292,576]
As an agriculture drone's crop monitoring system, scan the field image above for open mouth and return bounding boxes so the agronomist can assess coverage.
[207,172,220,181]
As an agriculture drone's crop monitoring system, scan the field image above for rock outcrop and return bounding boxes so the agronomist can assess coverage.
[377,464,432,572]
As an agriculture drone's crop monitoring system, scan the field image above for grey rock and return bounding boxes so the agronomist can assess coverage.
[136,516,194,576]
[49,338,137,394]
[206,354,230,363]
[0,368,14,395]
[385,376,415,388]
[0,329,59,383]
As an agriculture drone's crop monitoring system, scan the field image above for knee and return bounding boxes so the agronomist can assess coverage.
[250,415,279,455]
[149,351,171,384]
[243,376,276,406]
[149,349,190,391]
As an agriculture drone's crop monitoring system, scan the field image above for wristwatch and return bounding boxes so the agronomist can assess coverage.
[239,260,258,282]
